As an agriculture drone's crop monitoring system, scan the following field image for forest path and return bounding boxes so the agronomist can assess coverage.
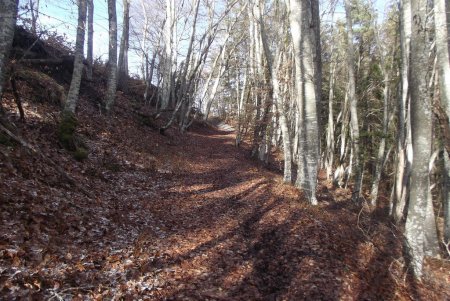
[0,119,427,300]
[102,126,406,300]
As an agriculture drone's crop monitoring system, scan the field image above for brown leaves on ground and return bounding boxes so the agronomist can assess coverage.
[0,93,449,300]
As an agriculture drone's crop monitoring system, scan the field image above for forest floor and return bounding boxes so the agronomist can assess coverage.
[0,31,449,298]
[1,90,449,300]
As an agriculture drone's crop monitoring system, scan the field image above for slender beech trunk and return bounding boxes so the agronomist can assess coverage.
[117,0,130,91]
[406,0,433,278]
[161,0,175,110]
[392,0,412,222]
[144,19,165,104]
[436,0,450,119]
[370,71,390,206]
[236,67,248,146]
[325,56,336,181]
[204,56,226,120]
[86,0,93,80]
[105,0,117,112]
[63,0,87,115]
[311,0,322,152]
[444,152,450,243]
[275,53,293,183]
[0,0,18,102]
[334,90,350,187]
[344,0,362,203]
[29,0,39,34]
[435,0,450,244]
[175,0,201,130]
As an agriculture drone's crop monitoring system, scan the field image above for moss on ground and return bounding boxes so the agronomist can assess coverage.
[58,113,89,161]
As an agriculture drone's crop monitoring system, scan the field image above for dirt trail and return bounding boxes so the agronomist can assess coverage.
[1,112,447,300]
[88,126,427,300]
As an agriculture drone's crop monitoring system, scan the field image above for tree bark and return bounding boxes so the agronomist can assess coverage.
[444,151,450,243]
[288,0,320,205]
[435,0,450,245]
[325,53,336,181]
[105,0,117,112]
[344,0,363,203]
[63,0,87,115]
[117,0,130,91]
[435,0,450,120]
[392,0,413,223]
[405,0,433,278]
[370,71,390,206]
[86,0,93,80]
[161,0,175,110]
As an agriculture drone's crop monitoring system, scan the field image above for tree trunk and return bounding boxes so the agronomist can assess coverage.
[29,0,39,34]
[370,71,390,206]
[405,0,433,278]
[435,0,450,245]
[288,0,320,205]
[0,0,18,102]
[86,0,93,80]
[275,53,292,183]
[117,0,130,91]
[344,0,362,203]
[435,0,450,119]
[161,0,175,110]
[63,0,87,115]
[392,0,413,223]
[444,151,450,243]
[325,57,336,181]
[105,0,117,112]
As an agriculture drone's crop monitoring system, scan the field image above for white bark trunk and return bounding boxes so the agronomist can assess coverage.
[161,0,175,110]
[406,0,433,278]
[64,0,87,115]
[86,0,93,80]
[325,59,336,181]
[370,71,390,206]
[435,0,450,119]
[288,0,320,205]
[117,0,130,90]
[434,0,450,248]
[344,0,362,202]
[393,0,413,223]
[105,0,117,112]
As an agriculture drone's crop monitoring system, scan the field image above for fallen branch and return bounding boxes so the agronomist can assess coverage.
[0,122,94,198]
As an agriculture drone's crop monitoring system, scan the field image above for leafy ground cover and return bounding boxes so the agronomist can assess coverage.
[0,88,449,300]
